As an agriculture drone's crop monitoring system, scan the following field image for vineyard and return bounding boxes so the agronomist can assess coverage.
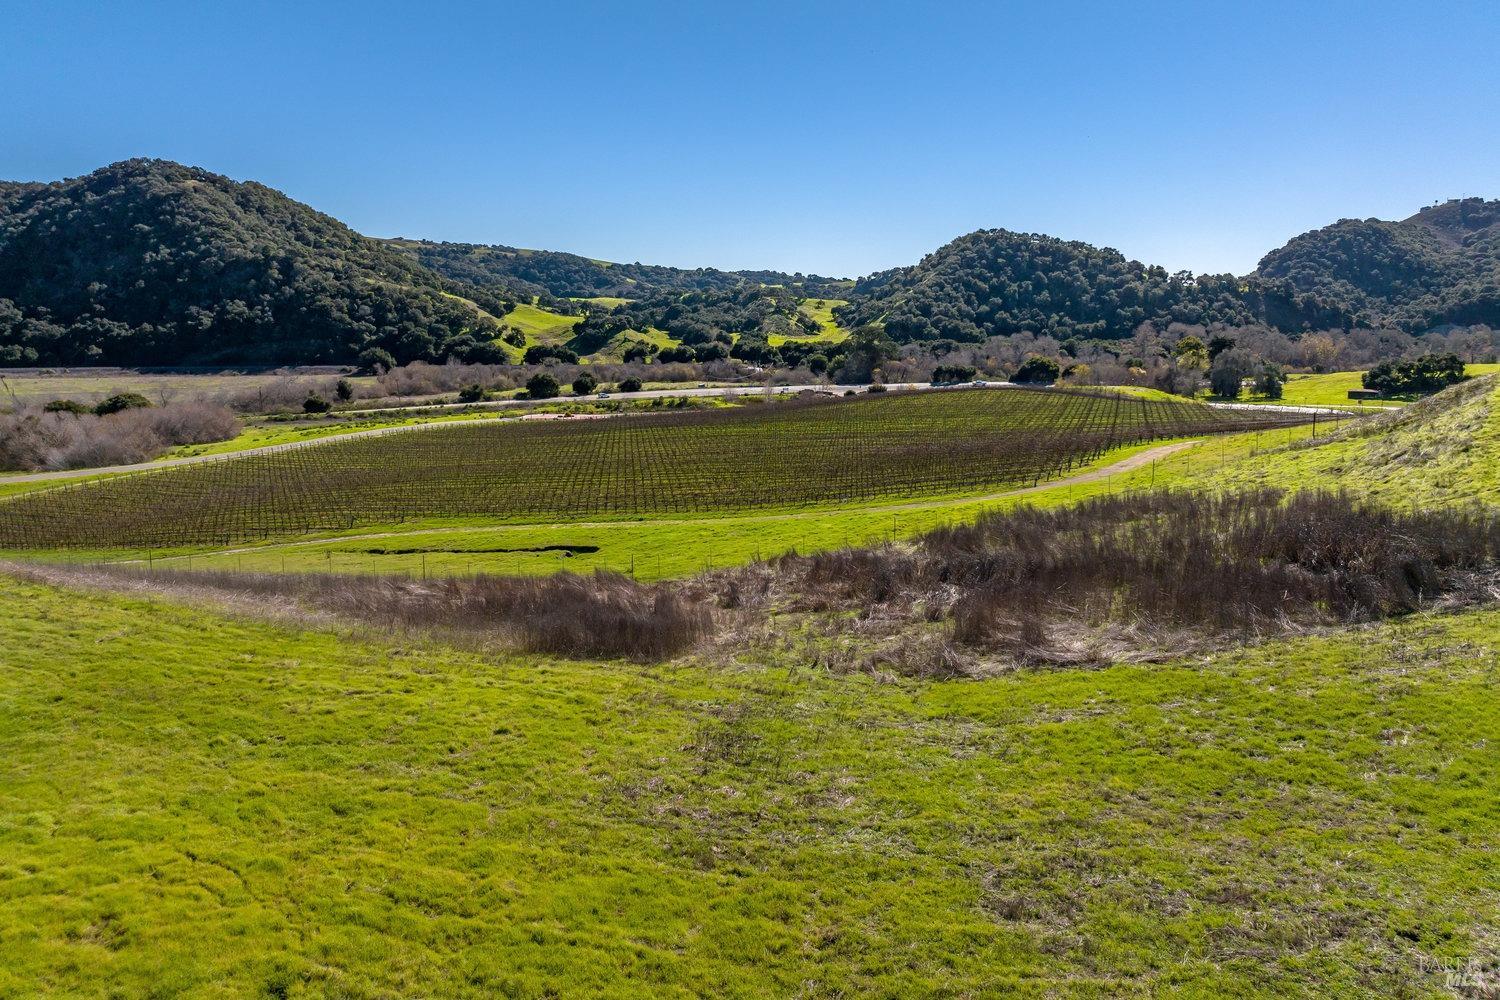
[0,388,1312,549]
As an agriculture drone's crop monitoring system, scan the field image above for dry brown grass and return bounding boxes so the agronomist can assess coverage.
[703,488,1500,676]
[1,563,709,661]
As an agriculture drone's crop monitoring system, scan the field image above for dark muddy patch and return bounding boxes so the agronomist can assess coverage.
[359,544,601,556]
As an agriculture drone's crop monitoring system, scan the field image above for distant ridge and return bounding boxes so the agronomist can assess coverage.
[0,158,1493,366]
[385,238,848,302]
[0,159,511,366]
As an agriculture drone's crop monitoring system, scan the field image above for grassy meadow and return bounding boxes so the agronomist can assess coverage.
[1,574,1495,997]
[501,302,583,348]
[1241,363,1500,409]
[1194,374,1500,508]
[772,298,850,346]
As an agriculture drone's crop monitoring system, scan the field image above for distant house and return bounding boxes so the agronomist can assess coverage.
[1348,388,1383,400]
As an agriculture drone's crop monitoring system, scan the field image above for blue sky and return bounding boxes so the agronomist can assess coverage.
[4,0,1497,277]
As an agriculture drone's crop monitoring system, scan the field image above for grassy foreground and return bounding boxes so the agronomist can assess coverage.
[1,575,1495,996]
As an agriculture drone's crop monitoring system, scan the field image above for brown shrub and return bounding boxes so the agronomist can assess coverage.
[0,402,241,471]
[5,564,711,661]
[726,489,1500,668]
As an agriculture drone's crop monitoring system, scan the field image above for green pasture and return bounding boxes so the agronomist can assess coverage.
[1238,363,1500,409]
[0,573,1492,996]
[770,298,849,346]
[575,326,680,363]
[504,302,583,345]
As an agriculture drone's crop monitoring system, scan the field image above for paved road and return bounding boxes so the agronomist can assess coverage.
[0,381,1343,487]
[338,381,907,417]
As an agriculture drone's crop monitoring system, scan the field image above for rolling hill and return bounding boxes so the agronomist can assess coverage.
[0,158,1493,367]
[836,229,1261,344]
[387,237,848,301]
[1254,197,1500,331]
[0,160,510,367]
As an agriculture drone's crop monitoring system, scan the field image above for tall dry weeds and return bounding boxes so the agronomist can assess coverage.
[7,489,1498,671]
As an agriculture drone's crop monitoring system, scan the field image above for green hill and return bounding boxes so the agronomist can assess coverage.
[2,159,1493,367]
[1254,198,1500,331]
[834,228,1348,345]
[1209,374,1500,507]
[0,160,508,366]
[837,201,1500,347]
[1104,374,1500,510]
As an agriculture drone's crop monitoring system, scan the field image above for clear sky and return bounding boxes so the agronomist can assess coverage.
[4,0,1497,278]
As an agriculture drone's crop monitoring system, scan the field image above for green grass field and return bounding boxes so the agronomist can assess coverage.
[572,326,681,363]
[2,369,1497,997]
[1240,363,1500,409]
[1191,375,1500,509]
[771,298,850,346]
[1,573,1493,997]
[502,302,583,347]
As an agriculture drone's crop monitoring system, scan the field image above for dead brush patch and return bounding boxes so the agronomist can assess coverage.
[705,488,1500,676]
[1,562,709,661]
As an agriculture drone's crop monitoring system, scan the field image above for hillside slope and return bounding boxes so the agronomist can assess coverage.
[1255,198,1500,331]
[1153,374,1500,507]
[2,158,1492,366]
[0,160,508,366]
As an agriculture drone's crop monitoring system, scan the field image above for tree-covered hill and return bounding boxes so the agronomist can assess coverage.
[835,205,1500,346]
[1253,198,1500,331]
[387,237,848,302]
[834,229,1267,344]
[1,158,1492,368]
[0,160,510,366]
